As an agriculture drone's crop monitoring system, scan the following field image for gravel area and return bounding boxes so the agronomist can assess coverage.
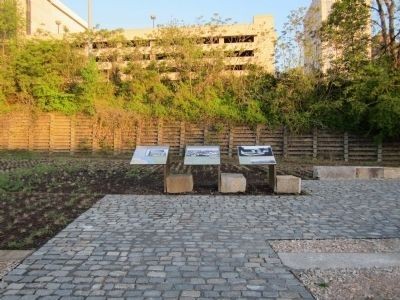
[295,267,400,300]
[272,239,400,299]
[271,238,400,253]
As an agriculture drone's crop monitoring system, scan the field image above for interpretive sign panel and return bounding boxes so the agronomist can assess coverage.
[130,146,169,165]
[184,146,221,165]
[238,146,276,165]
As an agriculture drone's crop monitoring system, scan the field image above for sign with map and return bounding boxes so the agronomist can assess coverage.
[184,146,221,165]
[130,146,169,165]
[237,146,276,165]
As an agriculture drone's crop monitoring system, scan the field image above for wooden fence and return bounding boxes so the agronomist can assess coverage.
[1,113,400,162]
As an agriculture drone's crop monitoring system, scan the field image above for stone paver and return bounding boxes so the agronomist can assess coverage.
[1,180,400,299]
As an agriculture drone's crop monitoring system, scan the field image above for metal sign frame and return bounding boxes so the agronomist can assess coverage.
[184,145,221,191]
[184,145,221,165]
[237,145,277,190]
[130,146,169,165]
[237,145,276,165]
[130,145,170,192]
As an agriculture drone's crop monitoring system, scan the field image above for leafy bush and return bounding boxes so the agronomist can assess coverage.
[0,1,399,140]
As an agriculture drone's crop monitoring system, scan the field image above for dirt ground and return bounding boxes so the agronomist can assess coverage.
[0,152,393,250]
[0,154,316,250]
[1,153,399,300]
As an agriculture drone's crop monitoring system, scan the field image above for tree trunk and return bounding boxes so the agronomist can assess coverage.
[384,0,396,61]
[376,0,388,52]
[375,0,398,67]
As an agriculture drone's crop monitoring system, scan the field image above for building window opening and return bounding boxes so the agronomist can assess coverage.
[156,54,167,60]
[202,37,219,44]
[125,40,151,47]
[124,54,151,61]
[95,55,115,62]
[225,50,254,57]
[92,41,111,49]
[225,65,246,71]
[224,35,255,43]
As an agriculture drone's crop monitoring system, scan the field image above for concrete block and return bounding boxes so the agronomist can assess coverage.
[275,175,301,194]
[313,166,357,180]
[384,167,400,179]
[220,173,246,193]
[356,167,384,179]
[279,253,400,270]
[166,174,193,194]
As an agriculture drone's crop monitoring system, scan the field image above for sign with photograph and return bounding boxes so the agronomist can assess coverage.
[184,146,221,165]
[130,146,169,165]
[237,145,276,165]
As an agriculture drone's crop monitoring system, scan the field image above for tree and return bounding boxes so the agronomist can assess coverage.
[320,0,371,74]
[12,37,88,113]
[276,7,308,71]
[0,0,24,105]
[373,0,400,67]
[313,0,400,139]
[0,0,23,53]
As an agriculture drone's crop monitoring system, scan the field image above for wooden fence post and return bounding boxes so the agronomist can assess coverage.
[135,120,141,147]
[179,122,185,156]
[313,128,318,159]
[228,127,234,157]
[113,127,122,155]
[70,116,76,154]
[283,127,288,158]
[157,120,163,145]
[92,120,100,153]
[49,114,54,152]
[377,142,383,163]
[203,126,208,145]
[256,125,261,145]
[344,132,349,162]
[28,116,34,151]
[6,116,11,150]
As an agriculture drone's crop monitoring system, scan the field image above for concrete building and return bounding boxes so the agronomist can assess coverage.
[93,15,276,77]
[14,0,275,76]
[304,0,337,71]
[18,0,88,36]
[304,0,371,72]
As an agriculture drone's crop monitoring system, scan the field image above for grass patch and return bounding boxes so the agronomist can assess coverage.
[0,150,40,160]
[317,282,329,288]
[0,163,59,192]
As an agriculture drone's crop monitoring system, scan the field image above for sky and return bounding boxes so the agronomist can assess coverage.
[62,0,312,34]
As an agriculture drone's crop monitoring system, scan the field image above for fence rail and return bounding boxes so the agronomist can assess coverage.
[1,113,399,162]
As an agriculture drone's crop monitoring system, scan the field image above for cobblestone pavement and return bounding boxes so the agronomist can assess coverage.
[1,180,399,299]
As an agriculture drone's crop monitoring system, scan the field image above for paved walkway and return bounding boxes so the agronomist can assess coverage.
[1,180,400,299]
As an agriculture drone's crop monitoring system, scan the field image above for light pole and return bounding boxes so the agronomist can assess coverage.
[150,15,156,28]
[55,20,61,34]
[88,0,93,30]
[87,0,93,57]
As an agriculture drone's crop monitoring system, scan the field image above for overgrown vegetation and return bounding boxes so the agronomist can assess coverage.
[0,0,399,140]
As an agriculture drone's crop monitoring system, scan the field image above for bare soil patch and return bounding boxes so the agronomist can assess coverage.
[0,155,315,250]
[0,154,387,250]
